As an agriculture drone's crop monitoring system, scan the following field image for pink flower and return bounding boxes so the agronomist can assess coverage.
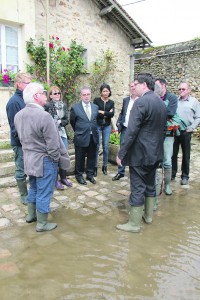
[52,35,54,39]
[62,47,65,51]
[49,42,54,49]
[56,37,59,40]
[67,48,70,51]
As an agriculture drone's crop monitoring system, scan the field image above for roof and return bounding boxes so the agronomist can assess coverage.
[94,0,152,48]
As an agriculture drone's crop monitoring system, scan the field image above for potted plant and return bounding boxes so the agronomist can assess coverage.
[0,68,17,87]
[108,130,120,164]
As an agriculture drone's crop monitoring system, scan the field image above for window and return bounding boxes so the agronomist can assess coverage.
[0,24,20,73]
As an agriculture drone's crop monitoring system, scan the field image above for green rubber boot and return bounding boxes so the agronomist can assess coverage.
[143,197,155,224]
[26,203,37,223]
[154,173,161,211]
[36,211,57,232]
[16,179,28,205]
[116,206,144,233]
[164,168,172,195]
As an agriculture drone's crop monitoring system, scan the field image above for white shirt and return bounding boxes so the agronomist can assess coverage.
[123,96,137,127]
[82,101,91,119]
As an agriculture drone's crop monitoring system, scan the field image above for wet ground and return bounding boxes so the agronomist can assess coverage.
[0,139,200,300]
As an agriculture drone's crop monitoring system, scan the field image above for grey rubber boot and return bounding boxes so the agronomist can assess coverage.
[36,211,57,232]
[164,168,172,195]
[143,197,155,224]
[154,173,161,211]
[26,203,37,223]
[116,206,144,233]
[16,179,28,205]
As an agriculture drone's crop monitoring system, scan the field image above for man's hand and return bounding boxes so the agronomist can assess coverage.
[116,155,122,166]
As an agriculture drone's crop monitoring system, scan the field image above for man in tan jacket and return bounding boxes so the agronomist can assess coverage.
[14,82,70,232]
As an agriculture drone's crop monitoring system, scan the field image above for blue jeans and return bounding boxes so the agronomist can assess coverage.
[117,127,126,175]
[61,136,68,150]
[163,136,174,169]
[96,125,111,167]
[13,146,26,181]
[27,157,58,213]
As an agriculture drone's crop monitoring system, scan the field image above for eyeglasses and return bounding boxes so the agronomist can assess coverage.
[179,88,186,91]
[35,90,47,96]
[52,92,61,95]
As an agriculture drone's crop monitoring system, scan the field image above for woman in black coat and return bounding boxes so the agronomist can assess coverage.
[93,83,115,175]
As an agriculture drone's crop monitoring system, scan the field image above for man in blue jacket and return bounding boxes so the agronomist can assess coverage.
[6,72,32,205]
[155,78,178,195]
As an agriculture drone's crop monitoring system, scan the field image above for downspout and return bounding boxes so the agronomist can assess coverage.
[46,0,50,83]
[130,46,135,82]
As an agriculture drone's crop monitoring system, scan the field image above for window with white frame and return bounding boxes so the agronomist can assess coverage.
[0,24,20,73]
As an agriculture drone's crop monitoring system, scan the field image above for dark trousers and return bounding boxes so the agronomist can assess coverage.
[172,131,192,179]
[129,164,157,206]
[117,127,126,175]
[75,135,97,179]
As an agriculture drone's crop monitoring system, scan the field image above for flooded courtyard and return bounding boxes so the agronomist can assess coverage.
[0,139,200,300]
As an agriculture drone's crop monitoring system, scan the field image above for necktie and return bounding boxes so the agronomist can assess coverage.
[85,104,91,120]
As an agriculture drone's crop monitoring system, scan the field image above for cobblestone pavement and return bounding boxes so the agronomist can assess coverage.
[0,138,199,230]
[0,165,131,229]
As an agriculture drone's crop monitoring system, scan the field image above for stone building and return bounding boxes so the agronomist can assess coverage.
[0,0,151,125]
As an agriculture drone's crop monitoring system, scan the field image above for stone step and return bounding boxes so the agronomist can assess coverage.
[0,139,11,149]
[0,161,15,178]
[0,149,14,163]
[0,175,16,188]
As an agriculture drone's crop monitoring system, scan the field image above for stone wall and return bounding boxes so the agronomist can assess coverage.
[134,39,200,100]
[35,0,133,113]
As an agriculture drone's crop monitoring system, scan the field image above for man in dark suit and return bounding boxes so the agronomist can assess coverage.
[112,81,138,181]
[116,73,167,233]
[70,87,99,185]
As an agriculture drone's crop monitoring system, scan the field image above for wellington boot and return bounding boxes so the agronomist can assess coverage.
[36,211,57,232]
[26,203,37,223]
[102,165,107,175]
[94,167,98,177]
[164,168,172,195]
[154,176,161,211]
[143,197,155,224]
[116,206,144,233]
[16,179,28,205]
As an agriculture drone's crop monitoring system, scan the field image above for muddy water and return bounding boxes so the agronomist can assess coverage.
[1,177,200,300]
[0,140,200,299]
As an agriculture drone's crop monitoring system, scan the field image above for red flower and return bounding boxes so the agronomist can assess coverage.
[52,35,54,39]
[62,47,65,51]
[49,42,54,49]
[67,48,70,51]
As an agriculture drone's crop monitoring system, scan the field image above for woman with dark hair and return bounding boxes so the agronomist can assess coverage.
[93,83,115,175]
[45,85,72,189]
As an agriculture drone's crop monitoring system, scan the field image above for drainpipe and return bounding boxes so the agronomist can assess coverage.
[130,46,135,82]
[46,0,50,83]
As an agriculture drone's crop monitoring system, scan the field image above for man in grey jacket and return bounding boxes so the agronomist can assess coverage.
[14,82,70,232]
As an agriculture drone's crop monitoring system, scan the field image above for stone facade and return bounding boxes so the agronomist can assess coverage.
[134,39,200,100]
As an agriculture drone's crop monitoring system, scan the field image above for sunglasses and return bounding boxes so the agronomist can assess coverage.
[179,88,186,91]
[52,92,61,95]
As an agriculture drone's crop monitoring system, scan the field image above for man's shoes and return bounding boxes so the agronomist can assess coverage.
[76,177,87,185]
[112,173,124,181]
[181,178,189,185]
[86,177,96,184]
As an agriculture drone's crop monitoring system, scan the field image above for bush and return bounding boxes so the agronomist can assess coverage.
[109,130,120,145]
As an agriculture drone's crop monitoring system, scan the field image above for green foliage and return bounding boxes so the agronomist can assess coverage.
[26,36,86,105]
[109,130,120,145]
[88,49,116,97]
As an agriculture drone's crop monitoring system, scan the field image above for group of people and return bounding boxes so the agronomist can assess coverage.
[5,71,200,233]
